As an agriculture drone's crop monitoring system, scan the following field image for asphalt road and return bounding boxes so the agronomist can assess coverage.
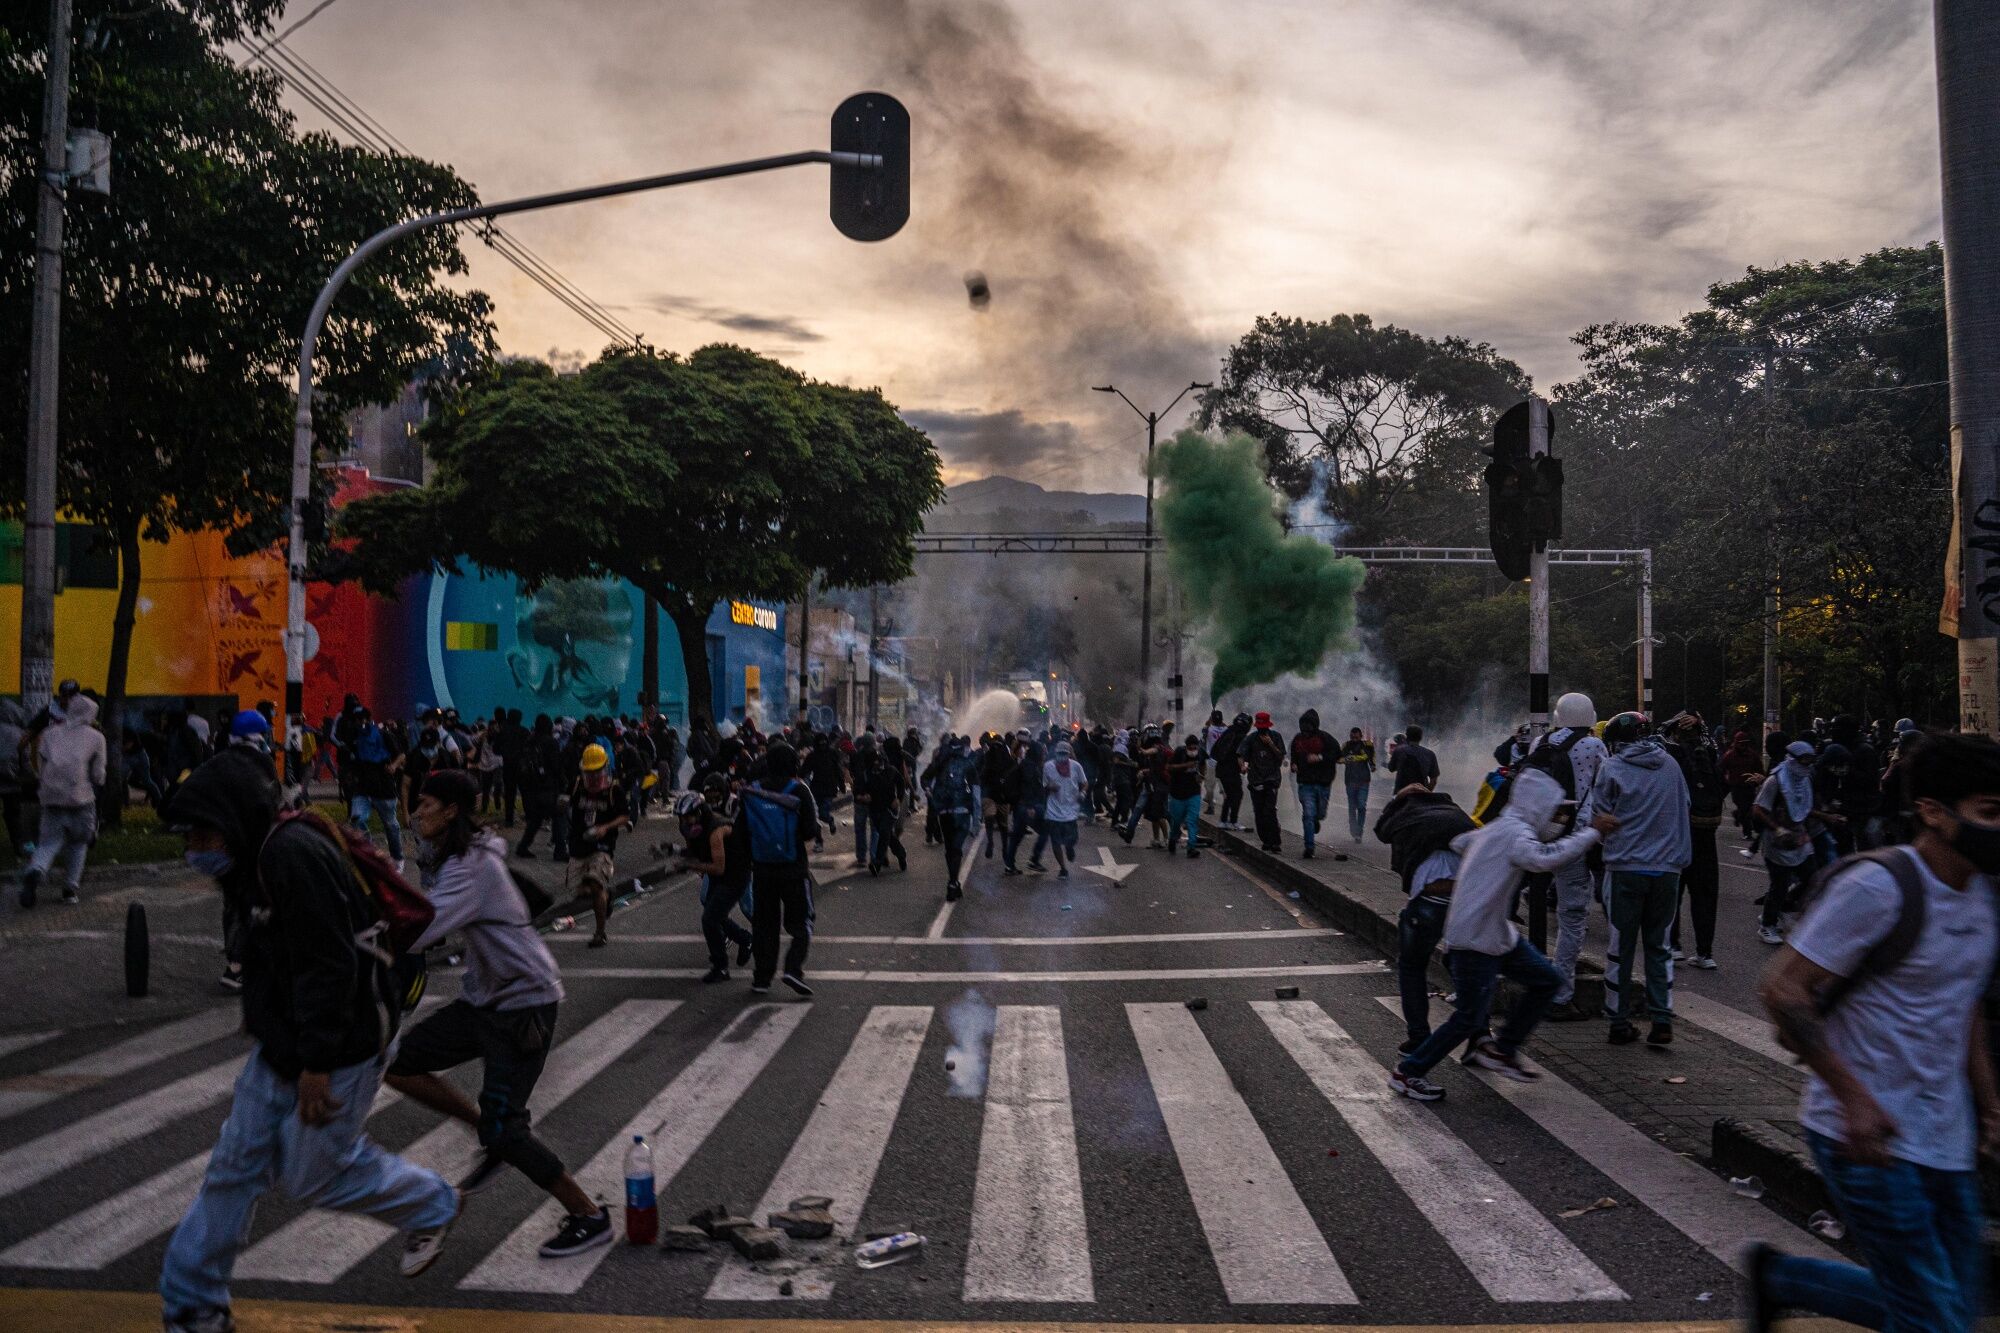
[0,811,1840,1330]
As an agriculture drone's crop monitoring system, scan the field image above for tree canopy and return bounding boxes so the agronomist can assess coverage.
[333,345,943,725]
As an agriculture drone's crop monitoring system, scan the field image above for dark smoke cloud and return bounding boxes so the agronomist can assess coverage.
[903,407,1082,478]
[631,294,826,344]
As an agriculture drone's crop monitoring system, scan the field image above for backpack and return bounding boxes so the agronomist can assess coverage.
[1480,729,1585,822]
[353,723,389,766]
[929,755,974,813]
[1211,727,1244,766]
[1680,745,1727,821]
[1793,847,1929,1019]
[742,779,806,864]
[262,808,436,1015]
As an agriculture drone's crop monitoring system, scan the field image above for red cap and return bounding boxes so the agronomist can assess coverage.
[1254,711,1272,728]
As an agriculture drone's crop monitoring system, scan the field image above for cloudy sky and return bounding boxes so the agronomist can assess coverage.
[273,0,1941,491]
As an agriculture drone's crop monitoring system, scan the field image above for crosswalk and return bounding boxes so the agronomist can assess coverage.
[0,988,1836,1313]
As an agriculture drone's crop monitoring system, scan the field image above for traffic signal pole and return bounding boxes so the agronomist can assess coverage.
[1527,397,1552,737]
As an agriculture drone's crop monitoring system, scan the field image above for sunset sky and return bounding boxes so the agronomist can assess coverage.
[273,0,1943,490]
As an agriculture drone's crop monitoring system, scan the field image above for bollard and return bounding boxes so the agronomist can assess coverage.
[124,902,150,998]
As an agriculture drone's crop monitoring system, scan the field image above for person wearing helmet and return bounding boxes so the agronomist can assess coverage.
[674,790,754,983]
[1534,692,1610,1018]
[563,743,628,948]
[1584,712,1691,1047]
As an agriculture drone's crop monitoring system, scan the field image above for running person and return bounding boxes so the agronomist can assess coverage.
[674,784,754,983]
[564,743,628,948]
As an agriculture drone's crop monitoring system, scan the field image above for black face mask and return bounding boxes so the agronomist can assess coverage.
[1953,817,2000,875]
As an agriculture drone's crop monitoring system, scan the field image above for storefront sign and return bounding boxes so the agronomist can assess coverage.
[730,600,778,632]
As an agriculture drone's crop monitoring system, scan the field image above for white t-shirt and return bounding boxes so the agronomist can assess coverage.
[1410,848,1460,898]
[1042,760,1088,823]
[1789,847,1997,1170]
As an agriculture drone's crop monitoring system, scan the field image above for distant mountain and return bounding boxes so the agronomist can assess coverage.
[937,476,1145,526]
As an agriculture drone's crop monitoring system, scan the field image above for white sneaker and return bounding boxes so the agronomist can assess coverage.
[1671,947,1687,962]
[401,1194,458,1277]
[1690,955,1719,970]
[1758,925,1785,946]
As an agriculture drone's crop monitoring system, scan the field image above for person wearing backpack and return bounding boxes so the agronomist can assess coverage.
[1661,712,1726,970]
[924,735,981,901]
[565,744,629,949]
[386,770,612,1260]
[741,741,819,996]
[346,709,407,872]
[1536,692,1609,1019]
[160,749,460,1333]
[1746,732,2000,1333]
[1210,713,1250,831]
[1754,741,1827,946]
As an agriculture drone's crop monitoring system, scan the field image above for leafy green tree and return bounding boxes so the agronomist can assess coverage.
[0,0,492,815]
[332,346,943,726]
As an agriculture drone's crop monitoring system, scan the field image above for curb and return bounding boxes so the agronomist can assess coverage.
[1198,819,1607,1012]
[1712,1116,1828,1217]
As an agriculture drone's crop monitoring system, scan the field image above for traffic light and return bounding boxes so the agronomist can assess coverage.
[830,92,909,242]
[1485,401,1562,580]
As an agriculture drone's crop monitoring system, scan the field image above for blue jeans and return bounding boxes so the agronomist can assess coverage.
[1167,794,1202,849]
[347,794,404,862]
[1606,870,1679,1027]
[160,1047,456,1324]
[1396,894,1449,1045]
[1345,783,1369,840]
[1397,938,1560,1077]
[1297,783,1331,850]
[1763,1132,1985,1332]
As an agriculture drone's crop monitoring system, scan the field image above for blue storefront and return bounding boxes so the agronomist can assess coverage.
[366,568,786,726]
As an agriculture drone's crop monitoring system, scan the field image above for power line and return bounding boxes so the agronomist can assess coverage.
[238,0,342,68]
[241,36,641,348]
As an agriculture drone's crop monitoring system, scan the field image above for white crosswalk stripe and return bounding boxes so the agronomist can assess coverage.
[1126,1001,1357,1304]
[0,1031,60,1062]
[0,1055,243,1201]
[0,1007,242,1121]
[1253,1000,1624,1302]
[964,1005,1093,1302]
[235,999,678,1282]
[706,1005,932,1301]
[459,1003,809,1295]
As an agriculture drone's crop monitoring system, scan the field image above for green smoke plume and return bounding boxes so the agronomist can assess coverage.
[1151,430,1367,702]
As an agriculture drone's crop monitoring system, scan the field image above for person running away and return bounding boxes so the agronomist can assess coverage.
[387,770,612,1260]
[1389,723,1440,792]
[160,751,459,1333]
[565,743,629,948]
[674,785,754,983]
[1747,732,2000,1333]
[19,691,105,907]
[862,736,909,875]
[924,736,981,901]
[1374,781,1477,1053]
[739,742,819,996]
[1389,768,1604,1102]
[979,733,1016,860]
[1754,741,1825,946]
[1289,708,1338,859]
[1339,727,1376,842]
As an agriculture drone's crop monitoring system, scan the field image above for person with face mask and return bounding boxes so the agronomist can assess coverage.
[1288,708,1338,859]
[1536,692,1610,1020]
[674,787,754,983]
[1754,740,1826,946]
[159,750,459,1333]
[564,743,629,948]
[1041,741,1089,877]
[1211,712,1251,831]
[923,735,981,901]
[1746,731,2000,1333]
[1585,713,1692,1047]
[1388,767,1603,1102]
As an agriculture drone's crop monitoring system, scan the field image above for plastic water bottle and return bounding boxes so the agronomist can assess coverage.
[623,1135,657,1245]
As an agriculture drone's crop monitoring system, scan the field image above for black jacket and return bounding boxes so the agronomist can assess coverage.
[165,750,397,1080]
[1373,788,1476,894]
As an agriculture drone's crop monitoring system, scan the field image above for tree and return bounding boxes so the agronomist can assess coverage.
[1197,313,1530,540]
[332,346,943,727]
[0,1,493,817]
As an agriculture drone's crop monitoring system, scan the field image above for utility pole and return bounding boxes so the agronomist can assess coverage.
[866,585,881,730]
[1761,348,1782,745]
[1937,0,2000,735]
[797,580,811,724]
[1527,398,1552,736]
[19,0,73,714]
[1094,379,1211,725]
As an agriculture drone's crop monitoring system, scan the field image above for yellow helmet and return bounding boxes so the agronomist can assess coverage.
[580,743,610,773]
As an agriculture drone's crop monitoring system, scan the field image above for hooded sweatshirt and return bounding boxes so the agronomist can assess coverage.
[1584,737,1693,875]
[1289,710,1339,785]
[414,830,564,1011]
[0,698,28,791]
[1373,789,1476,895]
[36,693,106,808]
[1442,768,1602,955]
[163,749,398,1079]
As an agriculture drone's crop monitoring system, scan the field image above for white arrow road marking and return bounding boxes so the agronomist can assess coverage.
[1081,845,1136,883]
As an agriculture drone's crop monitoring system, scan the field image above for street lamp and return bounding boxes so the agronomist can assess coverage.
[281,93,908,752]
[1093,379,1211,724]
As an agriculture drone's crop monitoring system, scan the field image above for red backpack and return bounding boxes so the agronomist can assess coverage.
[262,808,436,1012]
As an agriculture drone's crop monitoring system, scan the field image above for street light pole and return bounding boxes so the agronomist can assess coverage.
[1094,380,1211,724]
[18,0,73,714]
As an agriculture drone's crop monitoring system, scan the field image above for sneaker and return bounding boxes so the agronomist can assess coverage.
[1647,1023,1674,1047]
[586,933,608,949]
[400,1196,458,1277]
[750,981,772,995]
[217,967,244,994]
[18,867,40,908]
[1187,849,1200,860]
[1058,866,1069,878]
[1741,1241,1779,1333]
[1388,1070,1446,1102]
[735,939,753,967]
[945,881,962,902]
[782,973,813,997]
[538,1205,613,1258]
[1466,1041,1540,1082]
[1690,954,1719,970]
[61,886,79,905]
[1738,847,1757,860]
[1607,1023,1639,1046]
[1302,846,1314,859]
[459,1149,508,1196]
[1670,947,1687,962]
[1396,1037,1424,1056]
[701,966,729,984]
[163,1308,236,1333]
[1758,925,1785,946]
[1118,827,1135,845]
[1027,859,1046,873]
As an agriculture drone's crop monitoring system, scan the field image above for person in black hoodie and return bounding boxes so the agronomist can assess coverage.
[1210,713,1250,831]
[160,751,459,1333]
[1289,708,1339,858]
[1374,782,1478,1051]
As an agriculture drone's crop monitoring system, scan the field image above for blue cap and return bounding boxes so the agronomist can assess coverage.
[230,709,271,738]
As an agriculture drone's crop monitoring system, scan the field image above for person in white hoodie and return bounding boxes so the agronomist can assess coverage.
[20,692,106,907]
[1389,767,1607,1101]
[1535,692,1609,1017]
